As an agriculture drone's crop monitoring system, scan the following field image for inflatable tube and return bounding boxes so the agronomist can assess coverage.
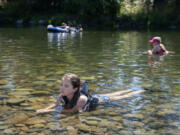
[47,26,78,33]
[47,26,69,33]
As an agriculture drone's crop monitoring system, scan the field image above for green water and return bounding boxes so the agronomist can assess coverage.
[0,27,180,134]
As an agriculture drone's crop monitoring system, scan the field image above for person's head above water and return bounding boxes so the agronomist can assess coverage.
[149,36,161,45]
[60,73,80,97]
[61,22,67,26]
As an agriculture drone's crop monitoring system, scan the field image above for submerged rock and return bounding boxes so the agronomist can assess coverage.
[49,124,66,132]
[15,88,34,91]
[86,116,102,121]
[124,113,144,121]
[148,122,165,129]
[3,129,13,134]
[0,126,9,130]
[14,124,25,127]
[0,121,4,125]
[99,120,116,127]
[133,129,146,135]
[85,120,99,126]
[0,80,8,85]
[81,76,96,80]
[23,107,34,111]
[119,130,132,135]
[20,126,28,131]
[31,91,51,96]
[9,91,30,97]
[6,98,26,105]
[111,116,123,122]
[24,118,46,125]
[66,126,78,135]
[33,123,45,128]
[0,85,12,90]
[76,123,91,132]
[6,113,28,125]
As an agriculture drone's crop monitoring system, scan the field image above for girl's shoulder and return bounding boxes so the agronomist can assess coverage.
[79,94,88,102]
[76,94,88,109]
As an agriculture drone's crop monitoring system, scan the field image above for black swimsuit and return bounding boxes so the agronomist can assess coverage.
[58,91,99,112]
[82,92,99,112]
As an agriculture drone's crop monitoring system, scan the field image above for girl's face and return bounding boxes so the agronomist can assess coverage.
[152,42,159,46]
[60,79,77,96]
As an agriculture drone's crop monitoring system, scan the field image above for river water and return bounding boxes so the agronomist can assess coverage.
[0,27,180,134]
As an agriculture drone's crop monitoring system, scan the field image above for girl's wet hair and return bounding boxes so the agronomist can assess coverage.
[62,73,81,108]
[62,73,80,90]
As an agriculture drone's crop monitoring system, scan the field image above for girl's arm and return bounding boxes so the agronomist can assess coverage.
[148,50,152,55]
[160,44,167,51]
[36,105,76,114]
[160,44,168,54]
[56,94,63,105]
[36,108,55,113]
[36,94,62,113]
[160,44,175,54]
[36,94,87,114]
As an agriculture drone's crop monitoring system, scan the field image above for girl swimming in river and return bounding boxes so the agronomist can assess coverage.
[36,73,145,114]
[148,36,168,55]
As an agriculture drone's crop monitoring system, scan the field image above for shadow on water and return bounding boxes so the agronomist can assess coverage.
[0,27,180,134]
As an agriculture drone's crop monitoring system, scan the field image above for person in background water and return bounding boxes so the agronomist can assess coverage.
[77,24,83,32]
[148,36,168,55]
[59,22,70,30]
[36,73,145,114]
[147,36,170,66]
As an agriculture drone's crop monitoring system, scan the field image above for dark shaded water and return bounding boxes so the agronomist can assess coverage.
[0,27,180,134]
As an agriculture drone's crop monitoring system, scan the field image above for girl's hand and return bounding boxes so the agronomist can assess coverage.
[148,50,152,55]
[36,108,49,114]
[56,94,62,104]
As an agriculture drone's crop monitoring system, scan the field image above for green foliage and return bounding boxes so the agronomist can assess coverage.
[2,1,32,20]
[50,14,67,26]
[149,0,178,29]
[30,0,63,14]
[0,0,179,29]
[61,0,120,18]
